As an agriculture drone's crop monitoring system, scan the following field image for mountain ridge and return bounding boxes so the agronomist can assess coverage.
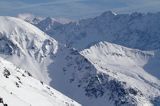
[0,16,58,84]
[25,11,160,51]
[0,14,160,106]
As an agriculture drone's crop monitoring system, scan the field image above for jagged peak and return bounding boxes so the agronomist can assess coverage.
[100,11,117,17]
[17,13,44,24]
[0,16,58,51]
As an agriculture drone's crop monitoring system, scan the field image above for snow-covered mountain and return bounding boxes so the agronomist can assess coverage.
[0,16,112,106]
[1,13,160,106]
[0,16,58,84]
[0,57,80,106]
[47,41,160,106]
[81,41,160,105]
[29,11,160,51]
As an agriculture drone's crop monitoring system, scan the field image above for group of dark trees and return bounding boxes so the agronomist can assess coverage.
[0,97,8,106]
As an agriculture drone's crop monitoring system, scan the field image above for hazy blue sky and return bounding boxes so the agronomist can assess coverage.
[1,0,160,19]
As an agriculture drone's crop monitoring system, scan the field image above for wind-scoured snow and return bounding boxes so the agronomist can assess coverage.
[0,57,81,106]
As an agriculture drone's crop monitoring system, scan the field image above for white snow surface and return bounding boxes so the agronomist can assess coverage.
[0,16,58,84]
[0,16,160,106]
[81,41,160,105]
[0,57,81,106]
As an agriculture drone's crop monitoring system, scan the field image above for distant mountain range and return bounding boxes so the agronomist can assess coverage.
[21,11,160,51]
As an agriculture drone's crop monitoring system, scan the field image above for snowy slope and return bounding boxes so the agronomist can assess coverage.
[0,16,58,84]
[46,46,116,106]
[81,41,160,105]
[31,11,160,51]
[0,17,113,106]
[1,15,160,106]
[81,41,160,80]
[43,43,160,106]
[0,57,81,106]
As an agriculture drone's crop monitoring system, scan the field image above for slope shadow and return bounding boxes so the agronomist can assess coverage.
[143,51,160,80]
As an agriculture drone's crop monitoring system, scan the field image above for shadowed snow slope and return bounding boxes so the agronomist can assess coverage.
[45,42,160,106]
[0,57,80,106]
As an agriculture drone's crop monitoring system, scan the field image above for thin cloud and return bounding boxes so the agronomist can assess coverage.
[6,0,84,10]
[113,0,160,13]
[0,0,160,19]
